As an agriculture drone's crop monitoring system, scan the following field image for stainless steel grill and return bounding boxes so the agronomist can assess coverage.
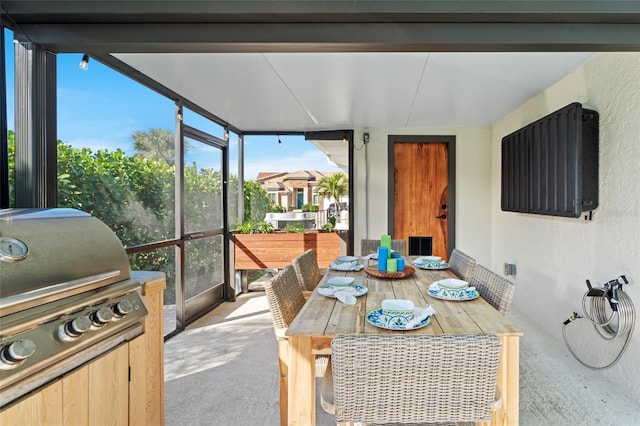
[0,208,147,407]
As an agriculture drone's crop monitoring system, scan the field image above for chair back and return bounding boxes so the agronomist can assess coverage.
[264,265,306,333]
[469,264,515,316]
[329,333,502,424]
[449,248,477,281]
[360,238,406,256]
[291,249,322,291]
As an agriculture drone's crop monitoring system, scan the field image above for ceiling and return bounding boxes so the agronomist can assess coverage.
[110,50,592,172]
[112,51,595,133]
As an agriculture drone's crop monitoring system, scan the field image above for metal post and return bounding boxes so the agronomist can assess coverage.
[0,29,8,208]
[13,40,57,208]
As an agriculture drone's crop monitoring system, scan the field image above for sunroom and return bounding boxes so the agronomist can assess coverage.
[1,2,639,425]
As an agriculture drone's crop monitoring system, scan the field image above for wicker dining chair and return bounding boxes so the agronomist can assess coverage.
[448,248,477,281]
[264,265,329,426]
[360,238,406,256]
[321,333,502,425]
[291,249,323,292]
[469,264,515,316]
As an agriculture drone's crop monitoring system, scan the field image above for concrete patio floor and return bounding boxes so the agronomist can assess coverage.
[164,292,640,426]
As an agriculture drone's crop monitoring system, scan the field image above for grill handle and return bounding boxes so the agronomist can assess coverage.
[0,270,121,316]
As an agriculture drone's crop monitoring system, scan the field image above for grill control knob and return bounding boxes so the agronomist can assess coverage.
[113,299,133,317]
[91,306,114,326]
[59,316,92,341]
[0,339,36,366]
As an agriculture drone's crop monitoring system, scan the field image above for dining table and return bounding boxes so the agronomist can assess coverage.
[285,256,523,426]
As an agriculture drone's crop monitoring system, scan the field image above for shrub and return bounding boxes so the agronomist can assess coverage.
[254,221,275,234]
[234,220,256,234]
[233,220,275,234]
[284,223,305,233]
[321,216,337,232]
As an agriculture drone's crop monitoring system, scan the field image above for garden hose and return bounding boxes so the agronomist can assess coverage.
[563,281,635,370]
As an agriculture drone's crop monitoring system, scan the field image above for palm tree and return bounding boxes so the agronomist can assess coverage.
[317,172,348,217]
[132,128,175,165]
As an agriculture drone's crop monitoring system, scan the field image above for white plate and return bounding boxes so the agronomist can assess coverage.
[334,256,359,264]
[366,308,432,330]
[318,284,368,298]
[327,276,355,286]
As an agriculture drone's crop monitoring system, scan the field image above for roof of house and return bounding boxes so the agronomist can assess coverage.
[256,172,287,181]
[256,170,337,186]
[263,181,285,191]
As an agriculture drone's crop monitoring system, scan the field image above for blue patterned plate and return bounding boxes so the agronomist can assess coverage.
[428,288,479,301]
[365,308,432,330]
[413,260,450,270]
[318,284,368,298]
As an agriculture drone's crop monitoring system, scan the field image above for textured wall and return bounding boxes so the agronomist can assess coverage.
[491,53,640,402]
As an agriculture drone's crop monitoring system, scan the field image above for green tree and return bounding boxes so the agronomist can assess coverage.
[243,180,278,222]
[317,172,348,216]
[184,162,223,231]
[7,130,15,207]
[56,140,178,299]
[57,141,175,246]
[7,129,235,303]
[132,128,176,165]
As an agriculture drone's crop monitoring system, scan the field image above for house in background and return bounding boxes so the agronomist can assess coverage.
[256,170,348,212]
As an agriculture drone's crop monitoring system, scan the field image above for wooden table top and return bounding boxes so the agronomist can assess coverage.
[286,257,522,339]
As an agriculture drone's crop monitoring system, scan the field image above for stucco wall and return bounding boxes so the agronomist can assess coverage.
[491,53,640,402]
[352,127,492,264]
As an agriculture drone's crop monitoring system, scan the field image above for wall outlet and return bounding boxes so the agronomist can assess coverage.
[504,263,517,276]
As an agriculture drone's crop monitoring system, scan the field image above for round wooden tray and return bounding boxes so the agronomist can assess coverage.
[364,264,415,279]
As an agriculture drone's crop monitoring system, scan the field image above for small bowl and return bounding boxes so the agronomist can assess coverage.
[438,278,468,289]
[381,299,415,320]
[334,256,359,264]
[421,256,442,263]
[327,277,355,286]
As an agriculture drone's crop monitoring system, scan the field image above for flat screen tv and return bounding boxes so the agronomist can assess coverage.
[501,102,599,218]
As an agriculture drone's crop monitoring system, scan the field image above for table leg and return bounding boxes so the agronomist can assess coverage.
[487,335,520,426]
[287,335,316,426]
[278,340,289,426]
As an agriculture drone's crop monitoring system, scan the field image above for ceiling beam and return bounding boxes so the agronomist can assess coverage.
[12,22,640,54]
[3,1,640,24]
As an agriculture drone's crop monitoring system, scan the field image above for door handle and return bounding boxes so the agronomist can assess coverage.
[435,214,447,220]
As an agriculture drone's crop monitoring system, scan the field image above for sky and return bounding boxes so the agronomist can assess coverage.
[4,29,341,181]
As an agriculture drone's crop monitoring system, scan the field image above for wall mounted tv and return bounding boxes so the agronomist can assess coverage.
[501,102,599,218]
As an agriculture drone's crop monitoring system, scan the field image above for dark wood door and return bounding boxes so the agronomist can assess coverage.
[393,142,449,259]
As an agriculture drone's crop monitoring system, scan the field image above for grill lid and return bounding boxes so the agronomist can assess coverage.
[0,208,132,315]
